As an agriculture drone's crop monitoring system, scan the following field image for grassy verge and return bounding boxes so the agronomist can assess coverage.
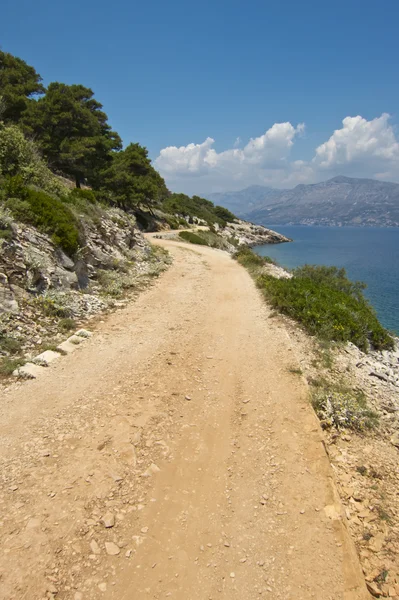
[234,247,275,270]
[178,229,236,251]
[178,231,208,245]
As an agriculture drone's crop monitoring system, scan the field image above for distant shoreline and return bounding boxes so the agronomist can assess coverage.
[259,222,399,229]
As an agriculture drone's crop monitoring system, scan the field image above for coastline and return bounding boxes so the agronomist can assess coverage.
[253,224,399,336]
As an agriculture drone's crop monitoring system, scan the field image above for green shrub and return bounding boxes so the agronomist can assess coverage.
[0,226,13,241]
[0,357,24,377]
[178,231,209,245]
[162,193,237,227]
[163,214,181,229]
[38,342,67,355]
[256,265,393,351]
[58,317,76,331]
[2,178,80,255]
[193,230,235,251]
[214,205,236,222]
[0,123,67,195]
[69,188,96,203]
[35,295,72,318]
[234,247,275,268]
[294,265,366,300]
[97,269,125,297]
[0,204,15,241]
[63,189,106,226]
[227,235,240,248]
[0,335,22,355]
[3,197,35,222]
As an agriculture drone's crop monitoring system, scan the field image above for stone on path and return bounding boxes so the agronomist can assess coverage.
[57,336,82,354]
[142,463,161,477]
[390,432,399,448]
[105,541,120,556]
[102,512,115,528]
[75,329,92,338]
[13,362,46,379]
[90,539,101,554]
[33,350,61,366]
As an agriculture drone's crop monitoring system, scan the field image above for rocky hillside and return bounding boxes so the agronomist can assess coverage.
[209,176,399,227]
[0,204,171,376]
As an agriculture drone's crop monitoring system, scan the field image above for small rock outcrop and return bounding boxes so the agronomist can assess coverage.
[220,219,291,246]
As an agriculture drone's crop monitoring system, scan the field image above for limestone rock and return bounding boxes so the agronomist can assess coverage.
[75,329,92,338]
[90,539,101,554]
[32,350,61,366]
[101,512,115,528]
[13,362,46,379]
[105,541,120,556]
[390,432,399,448]
[142,463,161,477]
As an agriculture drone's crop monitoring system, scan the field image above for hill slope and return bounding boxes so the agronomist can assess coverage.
[208,176,399,227]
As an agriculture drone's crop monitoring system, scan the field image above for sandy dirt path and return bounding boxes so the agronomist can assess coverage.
[0,239,369,600]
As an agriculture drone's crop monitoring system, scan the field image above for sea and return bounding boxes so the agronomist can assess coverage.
[254,226,399,335]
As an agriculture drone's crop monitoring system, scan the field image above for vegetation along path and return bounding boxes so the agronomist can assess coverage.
[0,238,370,600]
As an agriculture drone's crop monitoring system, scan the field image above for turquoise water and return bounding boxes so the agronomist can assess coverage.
[254,226,399,334]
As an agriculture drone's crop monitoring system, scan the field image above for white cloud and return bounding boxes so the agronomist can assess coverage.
[154,114,399,194]
[155,137,216,175]
[156,122,304,176]
[314,114,399,170]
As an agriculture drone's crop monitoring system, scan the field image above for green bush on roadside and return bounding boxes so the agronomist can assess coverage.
[35,295,73,318]
[256,264,393,351]
[194,230,235,250]
[234,247,275,268]
[0,357,24,377]
[178,231,209,246]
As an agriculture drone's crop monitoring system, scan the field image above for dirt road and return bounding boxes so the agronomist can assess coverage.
[0,239,369,600]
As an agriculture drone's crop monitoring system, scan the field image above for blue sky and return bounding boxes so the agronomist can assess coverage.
[2,0,399,193]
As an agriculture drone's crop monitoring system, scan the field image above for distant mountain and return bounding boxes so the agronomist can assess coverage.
[208,176,399,227]
[207,185,278,215]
